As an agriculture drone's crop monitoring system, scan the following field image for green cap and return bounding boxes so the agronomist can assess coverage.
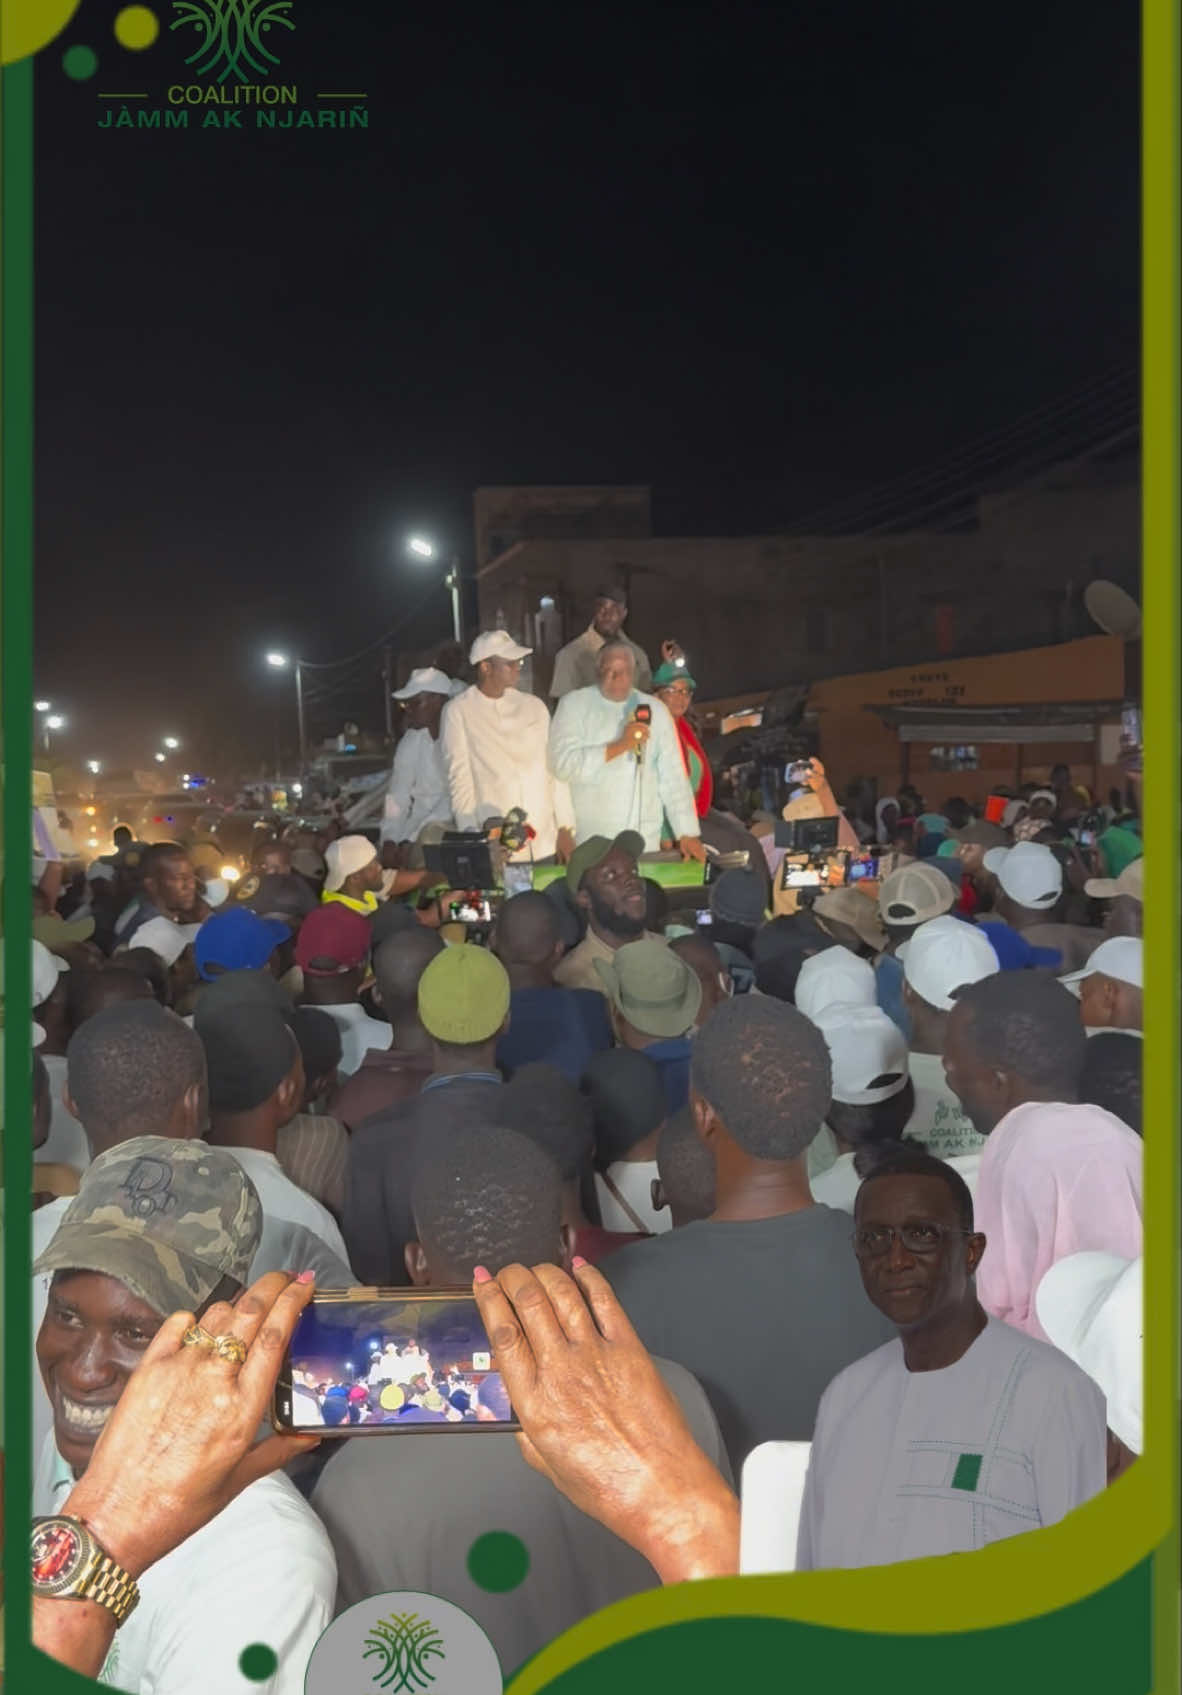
[33,1137,262,1317]
[33,913,96,951]
[652,660,697,689]
[417,943,511,1045]
[565,830,645,895]
[593,938,702,1039]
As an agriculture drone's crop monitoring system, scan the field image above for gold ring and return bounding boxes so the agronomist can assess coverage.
[211,1333,247,1365]
[181,1325,217,1352]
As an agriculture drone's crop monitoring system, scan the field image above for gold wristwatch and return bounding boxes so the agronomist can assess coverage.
[32,1516,140,1625]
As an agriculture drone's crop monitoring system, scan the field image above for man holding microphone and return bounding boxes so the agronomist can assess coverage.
[548,640,704,859]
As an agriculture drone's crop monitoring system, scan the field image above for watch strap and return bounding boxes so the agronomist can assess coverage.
[77,1545,140,1625]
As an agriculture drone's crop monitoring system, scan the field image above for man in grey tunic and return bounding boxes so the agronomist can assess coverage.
[796,1146,1108,1570]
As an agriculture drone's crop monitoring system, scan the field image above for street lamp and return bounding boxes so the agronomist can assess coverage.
[407,536,463,644]
[42,712,66,753]
[35,700,51,713]
[262,650,306,783]
[154,752,166,764]
[163,736,180,750]
[86,760,102,775]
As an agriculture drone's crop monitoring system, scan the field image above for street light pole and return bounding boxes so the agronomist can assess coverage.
[446,557,463,645]
[295,659,307,782]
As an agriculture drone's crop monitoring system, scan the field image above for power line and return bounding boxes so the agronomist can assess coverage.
[781,363,1138,536]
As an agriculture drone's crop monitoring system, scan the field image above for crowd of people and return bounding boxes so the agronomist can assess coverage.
[24,600,1146,1692]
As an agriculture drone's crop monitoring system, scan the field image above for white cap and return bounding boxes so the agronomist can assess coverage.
[324,834,378,893]
[1036,1253,1142,1454]
[202,878,230,910]
[86,860,116,883]
[1062,935,1143,990]
[133,917,200,968]
[983,841,1063,909]
[898,914,999,1011]
[32,939,69,1007]
[816,1002,910,1105]
[1028,788,1058,807]
[1001,799,1028,828]
[33,1020,46,1049]
[794,947,876,1023]
[392,666,454,700]
[469,630,532,666]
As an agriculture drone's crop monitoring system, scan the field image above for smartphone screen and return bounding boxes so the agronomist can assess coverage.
[273,1291,518,1433]
[848,857,879,881]
[449,897,493,923]
[696,909,714,926]
[783,866,823,889]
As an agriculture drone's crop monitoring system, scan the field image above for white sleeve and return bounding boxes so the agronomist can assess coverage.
[652,698,699,839]
[532,699,576,832]
[1031,1370,1109,1526]
[548,691,612,786]
[439,699,480,833]
[379,737,417,845]
[141,1492,337,1695]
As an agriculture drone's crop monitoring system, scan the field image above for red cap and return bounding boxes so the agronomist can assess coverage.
[295,904,371,976]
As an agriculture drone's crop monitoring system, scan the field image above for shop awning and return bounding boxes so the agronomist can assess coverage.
[866,700,1124,744]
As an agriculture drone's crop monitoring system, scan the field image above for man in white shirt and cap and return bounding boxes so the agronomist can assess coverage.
[441,631,576,864]
[809,1002,916,1212]
[381,666,454,867]
[897,914,999,1176]
[1062,936,1143,1033]
[549,583,652,700]
[548,640,703,857]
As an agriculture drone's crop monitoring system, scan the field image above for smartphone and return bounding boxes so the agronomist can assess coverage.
[696,908,714,926]
[1078,829,1095,847]
[273,1289,518,1434]
[785,760,811,786]
[449,896,493,923]
[848,856,879,882]
[783,865,823,889]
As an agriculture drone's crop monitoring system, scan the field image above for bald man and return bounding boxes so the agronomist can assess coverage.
[493,892,612,1081]
[328,928,443,1128]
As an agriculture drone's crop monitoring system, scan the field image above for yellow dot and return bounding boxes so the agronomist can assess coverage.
[114,5,158,50]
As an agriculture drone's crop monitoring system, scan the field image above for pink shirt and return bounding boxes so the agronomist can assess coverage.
[975,1101,1143,1341]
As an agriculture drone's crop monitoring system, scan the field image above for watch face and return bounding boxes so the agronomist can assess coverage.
[32,1518,86,1591]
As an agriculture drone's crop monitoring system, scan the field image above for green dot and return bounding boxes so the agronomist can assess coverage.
[239,1644,279,1682]
[467,1530,529,1593]
[62,44,98,80]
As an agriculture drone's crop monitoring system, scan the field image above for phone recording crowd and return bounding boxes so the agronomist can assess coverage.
[27,609,1145,1692]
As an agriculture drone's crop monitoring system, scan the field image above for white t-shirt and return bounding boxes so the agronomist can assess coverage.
[904,1051,987,1163]
[595,1162,668,1235]
[40,1054,91,1175]
[809,1147,982,1215]
[797,1317,1107,1570]
[317,1002,392,1078]
[34,1436,337,1695]
[219,1147,353,1271]
[31,1196,75,1460]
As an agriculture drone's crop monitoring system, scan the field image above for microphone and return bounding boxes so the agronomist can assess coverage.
[631,703,652,764]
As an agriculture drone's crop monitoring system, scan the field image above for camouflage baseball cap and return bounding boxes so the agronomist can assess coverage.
[33,1137,262,1317]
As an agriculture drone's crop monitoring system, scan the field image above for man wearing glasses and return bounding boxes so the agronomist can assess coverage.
[794,1145,1108,1569]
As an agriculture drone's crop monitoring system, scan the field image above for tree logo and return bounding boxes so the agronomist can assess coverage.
[306,1590,502,1695]
[363,1610,446,1692]
[169,0,295,84]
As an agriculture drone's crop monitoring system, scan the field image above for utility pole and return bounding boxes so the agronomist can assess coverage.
[383,646,394,743]
[445,558,463,646]
[295,660,307,782]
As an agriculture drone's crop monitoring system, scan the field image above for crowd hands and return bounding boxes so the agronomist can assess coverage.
[26,600,1144,1689]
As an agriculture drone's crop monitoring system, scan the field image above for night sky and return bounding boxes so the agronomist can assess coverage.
[32,0,1139,775]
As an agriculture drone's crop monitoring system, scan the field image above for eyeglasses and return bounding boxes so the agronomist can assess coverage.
[852,1223,975,1258]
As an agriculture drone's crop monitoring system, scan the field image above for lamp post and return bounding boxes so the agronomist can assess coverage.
[265,651,306,784]
[44,713,66,753]
[408,536,463,645]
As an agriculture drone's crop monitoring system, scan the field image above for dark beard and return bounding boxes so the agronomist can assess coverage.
[588,889,645,940]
